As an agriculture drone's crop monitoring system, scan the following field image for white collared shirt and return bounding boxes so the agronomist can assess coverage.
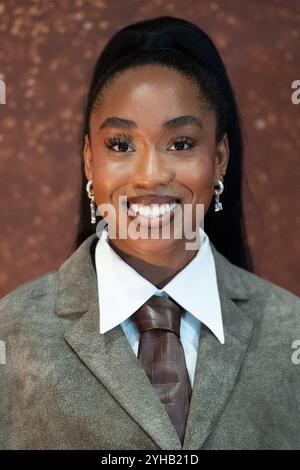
[95,227,224,388]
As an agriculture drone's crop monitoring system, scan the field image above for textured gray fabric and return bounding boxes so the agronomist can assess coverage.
[0,234,300,450]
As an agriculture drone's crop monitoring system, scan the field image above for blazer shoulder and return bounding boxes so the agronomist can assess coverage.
[225,257,300,336]
[234,261,299,300]
[212,245,300,329]
[0,271,57,334]
[234,262,299,306]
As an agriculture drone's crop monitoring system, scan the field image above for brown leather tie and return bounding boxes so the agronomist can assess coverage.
[132,295,192,444]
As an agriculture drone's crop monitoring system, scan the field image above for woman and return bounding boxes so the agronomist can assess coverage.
[1,16,300,450]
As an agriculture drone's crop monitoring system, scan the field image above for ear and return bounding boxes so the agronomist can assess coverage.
[83,134,93,181]
[214,133,229,181]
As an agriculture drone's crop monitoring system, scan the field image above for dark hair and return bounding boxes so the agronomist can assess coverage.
[75,15,253,272]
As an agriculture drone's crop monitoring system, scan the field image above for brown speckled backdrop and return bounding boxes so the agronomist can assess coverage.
[0,0,299,297]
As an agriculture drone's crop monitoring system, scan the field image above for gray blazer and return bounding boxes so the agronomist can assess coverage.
[0,234,300,450]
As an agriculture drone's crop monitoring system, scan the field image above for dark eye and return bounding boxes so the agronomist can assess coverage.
[105,134,134,153]
[168,136,196,151]
[104,134,197,153]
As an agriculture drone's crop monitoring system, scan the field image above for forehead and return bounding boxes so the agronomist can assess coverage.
[99,66,203,109]
[90,65,215,133]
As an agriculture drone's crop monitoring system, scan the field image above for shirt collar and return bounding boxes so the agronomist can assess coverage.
[95,227,224,344]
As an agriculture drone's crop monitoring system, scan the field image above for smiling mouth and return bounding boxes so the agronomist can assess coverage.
[124,199,182,229]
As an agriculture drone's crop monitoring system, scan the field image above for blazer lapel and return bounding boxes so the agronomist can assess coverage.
[182,243,255,449]
[56,234,182,450]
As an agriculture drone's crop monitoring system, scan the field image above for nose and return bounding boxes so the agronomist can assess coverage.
[130,147,175,190]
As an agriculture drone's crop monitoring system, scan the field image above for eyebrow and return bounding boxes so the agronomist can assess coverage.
[99,115,202,130]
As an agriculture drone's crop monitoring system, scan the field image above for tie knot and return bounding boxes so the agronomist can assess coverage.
[132,295,182,337]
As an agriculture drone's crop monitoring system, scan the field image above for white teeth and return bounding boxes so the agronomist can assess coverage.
[128,202,177,217]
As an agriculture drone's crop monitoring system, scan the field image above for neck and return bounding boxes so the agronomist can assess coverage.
[107,238,199,289]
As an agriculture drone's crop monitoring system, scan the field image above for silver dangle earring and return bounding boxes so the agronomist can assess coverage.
[214,178,224,212]
[86,180,96,224]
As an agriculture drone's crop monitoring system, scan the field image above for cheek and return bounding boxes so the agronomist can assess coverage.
[178,158,215,199]
[91,156,124,204]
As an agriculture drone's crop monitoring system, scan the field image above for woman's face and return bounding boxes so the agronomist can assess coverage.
[84,65,229,260]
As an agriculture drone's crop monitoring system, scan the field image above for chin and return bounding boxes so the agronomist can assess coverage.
[127,235,182,255]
